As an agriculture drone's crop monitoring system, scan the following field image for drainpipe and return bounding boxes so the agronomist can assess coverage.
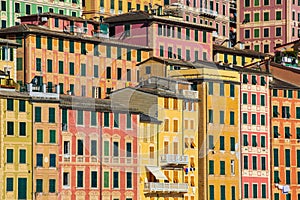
[181,97,185,200]
[205,82,208,200]
[31,100,34,200]
[23,34,27,85]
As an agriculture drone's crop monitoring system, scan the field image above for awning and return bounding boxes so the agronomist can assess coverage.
[146,166,168,180]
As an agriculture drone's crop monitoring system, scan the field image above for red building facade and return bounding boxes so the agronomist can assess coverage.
[239,68,271,199]
[58,96,139,200]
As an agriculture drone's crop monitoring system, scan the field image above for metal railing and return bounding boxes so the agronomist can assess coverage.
[144,182,189,193]
[160,154,189,166]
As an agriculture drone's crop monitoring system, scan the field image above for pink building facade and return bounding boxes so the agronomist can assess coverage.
[240,69,271,199]
[238,0,300,53]
[58,96,139,200]
[105,11,214,62]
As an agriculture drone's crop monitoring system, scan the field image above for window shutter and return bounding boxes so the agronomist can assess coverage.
[35,107,41,122]
[104,172,109,188]
[49,179,56,193]
[230,137,235,151]
[77,140,83,155]
[104,141,109,156]
[77,171,83,187]
[49,108,55,123]
[285,149,290,167]
[50,154,56,167]
[37,130,43,143]
[274,149,279,167]
[19,149,26,164]
[209,185,214,200]
[220,136,224,150]
[209,160,214,174]
[50,130,56,143]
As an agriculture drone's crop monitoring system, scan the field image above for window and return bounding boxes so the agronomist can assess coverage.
[276,11,281,20]
[36,154,43,167]
[7,121,14,135]
[254,29,260,38]
[126,142,132,157]
[186,28,190,40]
[209,185,214,200]
[243,93,248,104]
[25,4,31,14]
[245,0,250,6]
[69,62,74,75]
[6,178,13,191]
[254,13,259,21]
[261,157,266,170]
[63,172,70,187]
[126,172,132,188]
[261,95,265,106]
[253,184,258,198]
[263,44,269,53]
[245,30,250,38]
[261,135,266,147]
[69,40,74,53]
[7,99,13,111]
[203,31,207,43]
[19,149,26,164]
[91,171,97,188]
[126,69,131,81]
[81,64,86,76]
[209,135,214,149]
[50,154,56,167]
[220,136,224,150]
[49,179,55,193]
[208,82,213,95]
[286,170,290,184]
[77,139,83,155]
[244,184,249,198]
[220,161,225,175]
[285,149,290,167]
[220,185,225,200]
[126,113,132,129]
[209,160,214,174]
[50,130,56,143]
[263,28,269,37]
[220,83,224,96]
[254,45,260,52]
[37,130,43,143]
[220,111,224,124]
[113,171,119,188]
[231,186,236,200]
[276,27,281,36]
[230,137,235,151]
[47,37,52,50]
[282,106,290,118]
[104,171,109,188]
[230,84,235,97]
[264,12,269,21]
[244,156,248,169]
[77,110,83,125]
[48,108,55,123]
[77,171,83,187]
[274,149,279,167]
[36,179,43,192]
[104,112,109,127]
[261,115,266,125]
[252,156,257,170]
[273,105,279,117]
[208,109,213,123]
[252,114,256,125]
[243,135,248,146]
[19,122,26,136]
[125,24,130,37]
[113,141,119,157]
[230,111,235,125]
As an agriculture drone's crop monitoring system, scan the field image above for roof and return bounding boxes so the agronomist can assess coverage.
[0,38,21,47]
[19,12,102,25]
[136,56,195,68]
[213,44,269,58]
[140,113,161,124]
[270,78,300,89]
[0,24,152,50]
[59,95,140,113]
[232,62,271,75]
[104,11,215,31]
[274,39,300,50]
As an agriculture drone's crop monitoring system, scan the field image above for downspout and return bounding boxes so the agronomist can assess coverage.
[181,97,185,199]
[99,111,103,200]
[239,75,242,200]
[205,82,208,200]
[31,101,34,200]
[23,34,27,85]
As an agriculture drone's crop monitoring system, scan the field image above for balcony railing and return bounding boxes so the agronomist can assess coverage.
[160,154,188,166]
[144,182,189,193]
[199,8,218,17]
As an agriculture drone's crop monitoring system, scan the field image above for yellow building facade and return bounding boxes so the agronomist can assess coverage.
[110,76,198,200]
[169,65,240,200]
[0,89,32,200]
[83,0,163,19]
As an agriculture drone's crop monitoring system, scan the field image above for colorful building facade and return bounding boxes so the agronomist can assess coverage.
[0,0,81,28]
[105,11,214,62]
[237,0,300,53]
[270,78,300,200]
[58,95,139,200]
[169,64,240,200]
[0,76,32,200]
[110,76,199,200]
[0,13,150,99]
[238,66,271,200]
[83,0,163,19]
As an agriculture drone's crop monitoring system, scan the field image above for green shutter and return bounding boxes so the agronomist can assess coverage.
[49,108,55,123]
[6,178,13,191]
[243,113,248,124]
[17,58,23,70]
[37,130,43,143]
[59,61,64,74]
[47,59,52,72]
[288,90,293,98]
[117,47,122,59]
[107,46,111,58]
[81,42,86,54]
[252,114,256,125]
[243,93,247,104]
[126,172,132,188]
[19,149,26,164]
[49,179,55,193]
[77,140,83,155]
[203,31,207,43]
[50,130,56,143]
[243,135,248,146]
[274,171,280,183]
[195,30,198,41]
[7,99,13,111]
[126,113,131,129]
[114,113,119,128]
[209,160,214,174]
[220,136,224,150]
[296,107,300,119]
[230,137,235,151]
[91,111,97,126]
[36,179,43,192]
[59,39,64,52]
[230,84,235,97]
[69,40,74,53]
[19,122,26,136]
[113,171,118,188]
[286,170,290,184]
[209,109,213,123]
[104,141,109,156]
[244,156,248,169]
[285,149,290,167]
[298,172,300,184]
[19,100,25,112]
[261,95,265,106]
[252,94,256,105]
[297,128,300,139]
[253,184,257,198]
[36,35,41,49]
[104,172,109,188]
[127,48,131,61]
[7,122,14,135]
[221,185,225,200]
[137,50,141,62]
[230,111,235,125]
[36,58,41,71]
[274,149,279,167]
[69,62,74,75]
[220,111,224,124]
[261,136,266,147]
[186,28,190,40]
[104,112,109,127]
[244,184,248,198]
[209,185,214,200]
[253,156,257,170]
[231,186,236,200]
[47,37,52,50]
[77,110,83,125]
[220,161,225,175]
[62,109,67,124]
[91,171,97,187]
[261,115,265,125]
[34,107,41,122]
[208,82,213,95]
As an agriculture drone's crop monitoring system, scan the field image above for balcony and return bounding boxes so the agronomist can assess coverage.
[199,8,218,18]
[62,123,68,131]
[160,154,188,167]
[144,182,189,193]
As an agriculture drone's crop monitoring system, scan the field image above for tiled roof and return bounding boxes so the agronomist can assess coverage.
[0,38,21,47]
[0,24,151,50]
[270,78,300,89]
[104,11,215,31]
[213,44,269,58]
[136,56,195,68]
